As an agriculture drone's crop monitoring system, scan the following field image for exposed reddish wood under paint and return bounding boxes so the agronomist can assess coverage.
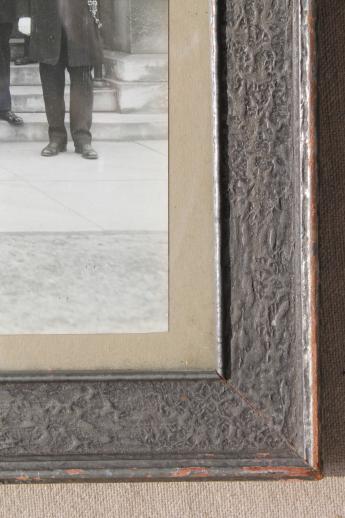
[173,467,210,478]
[307,1,321,475]
[64,469,84,476]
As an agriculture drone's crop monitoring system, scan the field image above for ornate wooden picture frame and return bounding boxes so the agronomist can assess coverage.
[0,0,320,482]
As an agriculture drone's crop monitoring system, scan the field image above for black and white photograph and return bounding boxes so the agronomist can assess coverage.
[0,0,168,334]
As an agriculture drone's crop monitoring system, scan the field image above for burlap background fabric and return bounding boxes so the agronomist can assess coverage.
[0,1,344,516]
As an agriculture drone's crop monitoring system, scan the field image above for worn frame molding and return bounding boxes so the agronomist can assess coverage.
[0,0,319,482]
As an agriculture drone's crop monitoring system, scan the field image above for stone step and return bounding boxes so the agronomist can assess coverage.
[10,64,70,86]
[10,51,168,85]
[10,81,167,114]
[10,65,168,113]
[103,50,168,82]
[10,85,117,113]
[0,112,168,141]
[108,79,167,113]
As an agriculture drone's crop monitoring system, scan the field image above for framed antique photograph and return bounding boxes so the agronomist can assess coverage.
[0,0,320,482]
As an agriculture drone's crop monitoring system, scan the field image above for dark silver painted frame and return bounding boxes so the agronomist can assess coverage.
[0,0,320,482]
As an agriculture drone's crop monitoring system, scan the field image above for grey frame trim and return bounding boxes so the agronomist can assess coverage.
[0,0,320,482]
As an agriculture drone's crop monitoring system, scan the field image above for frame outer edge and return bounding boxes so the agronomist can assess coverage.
[300,0,320,472]
[0,465,320,484]
[0,0,321,483]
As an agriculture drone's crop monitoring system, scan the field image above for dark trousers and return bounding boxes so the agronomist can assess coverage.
[39,31,94,146]
[23,36,30,57]
[0,23,12,112]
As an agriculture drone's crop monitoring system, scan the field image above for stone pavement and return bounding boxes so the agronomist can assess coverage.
[0,141,168,333]
[0,141,168,232]
[0,232,168,334]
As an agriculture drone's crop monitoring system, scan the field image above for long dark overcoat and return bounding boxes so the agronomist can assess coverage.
[0,0,17,23]
[20,0,103,66]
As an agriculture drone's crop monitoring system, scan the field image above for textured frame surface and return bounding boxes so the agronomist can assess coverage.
[0,0,319,482]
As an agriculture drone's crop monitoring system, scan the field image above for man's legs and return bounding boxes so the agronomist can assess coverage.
[39,61,68,149]
[0,23,12,112]
[68,66,93,146]
[0,23,23,125]
[68,65,98,159]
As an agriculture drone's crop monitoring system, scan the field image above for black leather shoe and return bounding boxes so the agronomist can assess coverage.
[0,111,24,126]
[41,141,67,157]
[75,143,98,160]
